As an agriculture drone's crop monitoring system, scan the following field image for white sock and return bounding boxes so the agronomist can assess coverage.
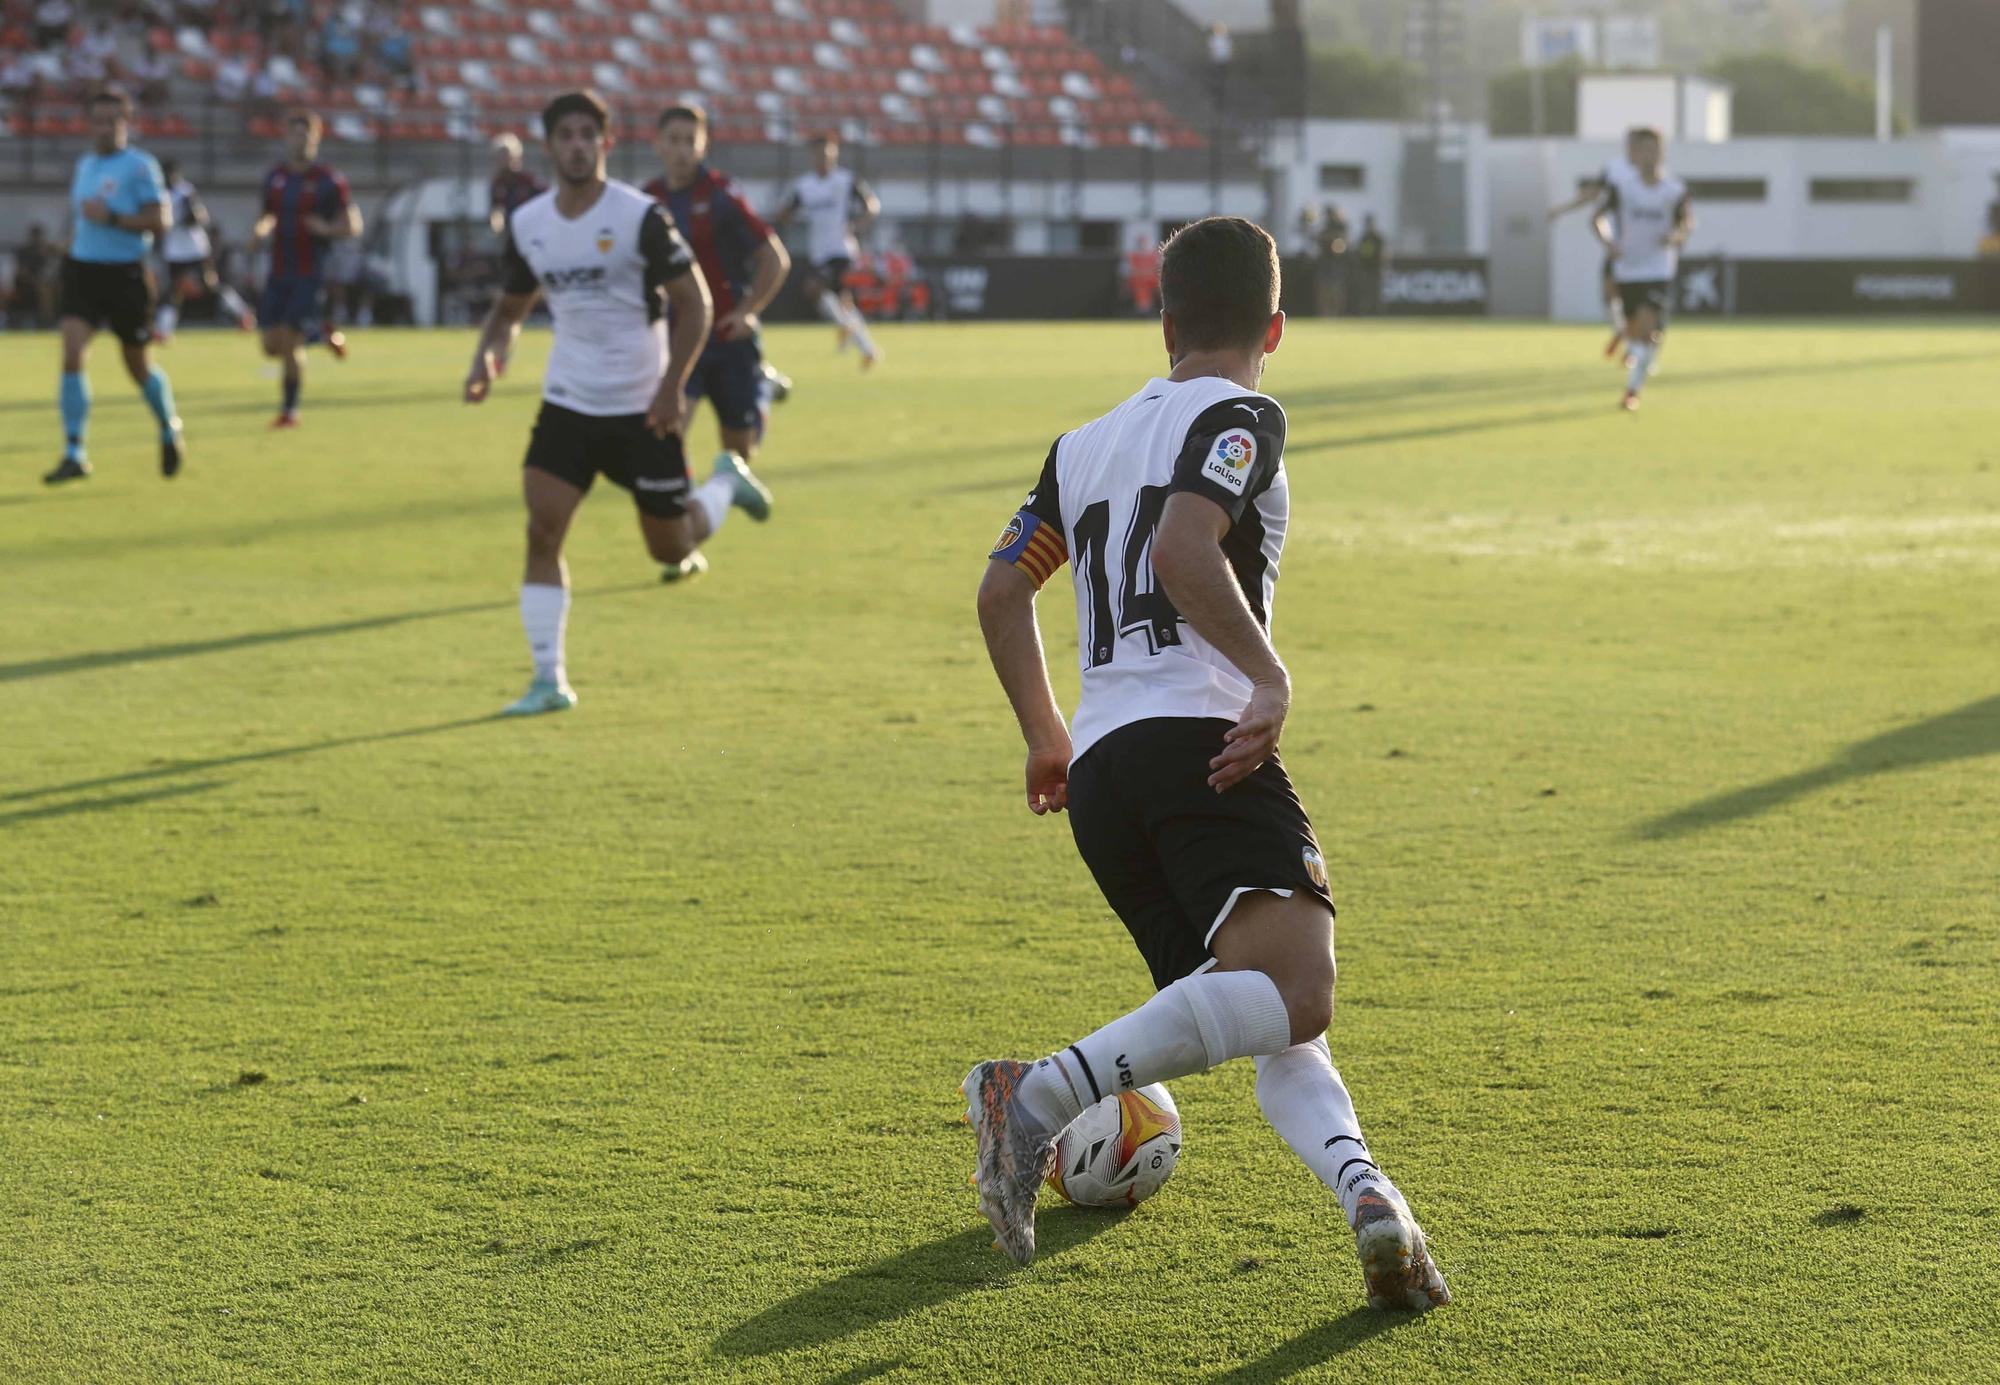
[1254,1036,1396,1225]
[218,284,252,319]
[1017,969,1293,1134]
[816,290,847,333]
[841,301,878,359]
[693,473,733,537]
[519,582,569,684]
[1626,340,1654,393]
[1606,297,1624,335]
[156,303,178,336]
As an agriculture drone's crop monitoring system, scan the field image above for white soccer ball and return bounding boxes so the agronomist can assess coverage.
[1046,1083,1182,1208]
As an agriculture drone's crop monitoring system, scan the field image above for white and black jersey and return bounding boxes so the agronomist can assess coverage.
[160,177,211,263]
[501,179,695,417]
[782,167,872,267]
[990,375,1289,764]
[1602,164,1690,284]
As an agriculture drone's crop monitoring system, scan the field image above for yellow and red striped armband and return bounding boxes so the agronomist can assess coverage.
[989,510,1068,587]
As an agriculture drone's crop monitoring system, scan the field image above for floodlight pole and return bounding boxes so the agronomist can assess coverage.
[1875,24,1892,142]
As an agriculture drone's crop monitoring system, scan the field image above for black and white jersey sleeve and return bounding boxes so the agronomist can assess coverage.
[499,215,539,296]
[1168,396,1287,524]
[638,200,695,317]
[987,437,1068,586]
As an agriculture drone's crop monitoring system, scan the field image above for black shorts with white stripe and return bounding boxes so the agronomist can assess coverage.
[1066,716,1334,991]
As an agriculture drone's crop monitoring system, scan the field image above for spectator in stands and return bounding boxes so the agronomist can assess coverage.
[373,25,412,88]
[1294,203,1320,257]
[33,0,73,51]
[1312,203,1349,316]
[214,52,250,103]
[14,223,60,328]
[1206,22,1231,104]
[134,44,173,106]
[319,8,361,85]
[1,49,49,105]
[1354,213,1386,315]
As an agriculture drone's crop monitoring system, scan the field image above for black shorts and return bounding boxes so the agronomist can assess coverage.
[522,402,690,519]
[1618,280,1672,323]
[813,256,852,287]
[685,335,766,433]
[166,257,211,286]
[59,257,155,346]
[1067,717,1334,991]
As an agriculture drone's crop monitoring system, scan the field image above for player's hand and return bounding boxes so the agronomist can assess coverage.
[714,307,760,341]
[81,198,110,225]
[646,388,686,440]
[1025,741,1071,815]
[1210,677,1290,793]
[464,352,496,404]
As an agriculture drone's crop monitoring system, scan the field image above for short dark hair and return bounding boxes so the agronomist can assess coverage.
[286,107,323,134]
[1630,125,1663,145]
[542,90,611,138]
[658,103,706,131]
[88,85,133,115]
[1159,216,1280,353]
[809,132,837,146]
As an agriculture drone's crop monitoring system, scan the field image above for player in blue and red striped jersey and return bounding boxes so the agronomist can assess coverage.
[643,103,790,580]
[247,109,363,429]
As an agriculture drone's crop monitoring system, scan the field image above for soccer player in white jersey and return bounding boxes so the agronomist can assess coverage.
[462,90,774,717]
[775,134,882,368]
[964,217,1451,1312]
[1595,127,1692,411]
[155,158,255,341]
[1549,127,1645,361]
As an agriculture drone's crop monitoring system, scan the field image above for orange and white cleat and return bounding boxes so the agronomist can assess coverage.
[1621,390,1640,412]
[1353,1187,1452,1312]
[961,1060,1057,1266]
[326,330,349,361]
[270,412,300,430]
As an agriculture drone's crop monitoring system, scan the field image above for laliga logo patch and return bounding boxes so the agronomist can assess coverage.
[991,515,1024,557]
[1202,429,1257,495]
[1302,846,1328,891]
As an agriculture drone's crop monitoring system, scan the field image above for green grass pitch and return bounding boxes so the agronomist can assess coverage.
[2,318,1998,1382]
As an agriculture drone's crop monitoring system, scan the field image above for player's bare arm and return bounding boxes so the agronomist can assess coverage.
[718,234,789,341]
[649,268,712,438]
[305,204,362,240]
[1547,180,1603,221]
[464,289,539,402]
[852,180,880,238]
[246,211,276,249]
[1153,492,1290,793]
[977,558,1071,815]
[1668,198,1694,249]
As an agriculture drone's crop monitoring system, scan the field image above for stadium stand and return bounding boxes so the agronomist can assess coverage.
[0,0,1203,152]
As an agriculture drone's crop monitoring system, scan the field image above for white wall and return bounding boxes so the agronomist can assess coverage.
[1524,135,2000,320]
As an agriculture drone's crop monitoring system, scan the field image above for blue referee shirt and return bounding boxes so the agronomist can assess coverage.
[69,146,167,264]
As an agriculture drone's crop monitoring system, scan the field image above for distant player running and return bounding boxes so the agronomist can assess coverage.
[248,109,361,429]
[643,102,791,581]
[46,86,185,485]
[963,217,1451,1311]
[1549,127,1645,361]
[1595,127,1691,411]
[775,134,881,368]
[464,90,773,717]
[155,158,256,341]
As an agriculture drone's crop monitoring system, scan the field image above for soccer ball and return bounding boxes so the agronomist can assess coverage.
[1046,1083,1182,1208]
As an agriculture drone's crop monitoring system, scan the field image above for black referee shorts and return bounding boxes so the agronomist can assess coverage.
[523,402,690,519]
[1067,717,1334,990]
[59,257,156,347]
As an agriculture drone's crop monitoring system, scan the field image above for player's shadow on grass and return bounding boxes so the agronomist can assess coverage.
[1206,1307,1413,1383]
[711,1213,1123,1360]
[0,584,654,685]
[1636,693,2000,839]
[0,779,227,830]
[3,716,504,807]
